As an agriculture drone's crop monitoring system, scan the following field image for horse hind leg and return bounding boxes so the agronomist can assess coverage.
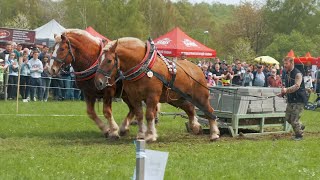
[103,99,120,140]
[155,103,161,124]
[170,100,202,135]
[203,102,220,141]
[85,96,109,138]
[209,117,219,141]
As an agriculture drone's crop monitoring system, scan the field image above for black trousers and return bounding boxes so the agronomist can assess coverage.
[8,75,18,99]
[20,75,30,99]
[30,77,43,101]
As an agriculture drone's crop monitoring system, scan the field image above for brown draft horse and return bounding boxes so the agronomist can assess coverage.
[94,37,219,141]
[50,29,136,139]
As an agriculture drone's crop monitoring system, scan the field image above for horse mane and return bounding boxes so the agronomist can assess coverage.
[103,37,145,52]
[54,29,100,45]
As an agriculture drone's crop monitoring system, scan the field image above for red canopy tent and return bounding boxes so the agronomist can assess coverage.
[294,52,315,66]
[287,50,316,66]
[85,26,110,42]
[314,57,320,68]
[286,49,295,58]
[154,27,216,58]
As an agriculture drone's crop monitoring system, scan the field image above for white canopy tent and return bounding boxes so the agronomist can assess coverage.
[34,19,66,47]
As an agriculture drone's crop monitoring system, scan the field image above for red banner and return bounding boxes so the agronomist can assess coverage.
[0,27,35,44]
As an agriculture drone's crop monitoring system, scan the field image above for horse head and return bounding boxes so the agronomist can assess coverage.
[50,29,101,76]
[95,37,147,90]
[51,33,75,75]
[95,40,119,90]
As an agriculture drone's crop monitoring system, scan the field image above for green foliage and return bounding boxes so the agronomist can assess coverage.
[264,0,320,36]
[4,13,31,29]
[231,37,256,63]
[263,30,318,61]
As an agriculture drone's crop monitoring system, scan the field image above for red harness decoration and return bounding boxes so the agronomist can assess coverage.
[73,41,105,82]
[123,41,157,81]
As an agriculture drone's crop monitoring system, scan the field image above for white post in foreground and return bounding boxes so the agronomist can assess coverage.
[136,140,145,180]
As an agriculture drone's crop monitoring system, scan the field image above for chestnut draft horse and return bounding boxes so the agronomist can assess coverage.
[50,29,136,139]
[95,37,219,142]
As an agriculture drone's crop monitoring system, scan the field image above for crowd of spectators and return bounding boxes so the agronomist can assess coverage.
[1,42,319,102]
[0,41,81,102]
[196,57,320,99]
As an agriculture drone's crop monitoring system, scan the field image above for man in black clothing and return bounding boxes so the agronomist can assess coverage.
[232,62,243,86]
[278,57,307,141]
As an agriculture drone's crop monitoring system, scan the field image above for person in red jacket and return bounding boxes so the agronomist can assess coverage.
[267,68,282,87]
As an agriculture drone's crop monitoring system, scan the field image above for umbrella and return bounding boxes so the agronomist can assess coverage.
[254,56,279,65]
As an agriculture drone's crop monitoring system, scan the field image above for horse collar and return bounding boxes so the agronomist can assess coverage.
[73,40,105,81]
[121,39,157,81]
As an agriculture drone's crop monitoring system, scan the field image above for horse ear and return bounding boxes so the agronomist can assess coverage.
[61,34,66,42]
[54,34,57,38]
[110,40,118,53]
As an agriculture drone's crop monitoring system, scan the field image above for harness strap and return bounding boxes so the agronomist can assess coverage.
[76,73,96,82]
[148,68,217,120]
[73,41,105,81]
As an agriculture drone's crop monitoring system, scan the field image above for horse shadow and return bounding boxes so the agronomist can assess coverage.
[0,130,137,146]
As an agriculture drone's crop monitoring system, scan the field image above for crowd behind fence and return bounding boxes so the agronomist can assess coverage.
[0,41,84,102]
[196,58,320,97]
[0,71,83,102]
[1,41,319,103]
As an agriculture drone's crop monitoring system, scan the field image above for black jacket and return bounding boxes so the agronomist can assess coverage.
[285,68,307,104]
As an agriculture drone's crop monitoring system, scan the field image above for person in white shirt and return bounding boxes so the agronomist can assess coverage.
[304,70,313,100]
[28,50,43,101]
[304,71,313,89]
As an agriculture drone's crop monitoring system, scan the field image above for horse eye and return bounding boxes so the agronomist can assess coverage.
[107,59,112,64]
[59,48,65,51]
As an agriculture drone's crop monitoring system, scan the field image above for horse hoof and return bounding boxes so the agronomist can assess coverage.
[109,135,120,140]
[145,135,157,142]
[103,132,109,138]
[119,129,129,136]
[130,120,138,126]
[191,125,202,135]
[210,135,220,142]
[155,117,159,124]
[136,133,145,140]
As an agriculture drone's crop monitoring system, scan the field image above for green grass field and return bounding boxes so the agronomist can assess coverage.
[0,100,320,180]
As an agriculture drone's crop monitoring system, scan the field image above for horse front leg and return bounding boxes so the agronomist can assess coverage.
[132,101,145,140]
[119,95,135,136]
[103,97,120,139]
[145,98,159,142]
[85,94,109,138]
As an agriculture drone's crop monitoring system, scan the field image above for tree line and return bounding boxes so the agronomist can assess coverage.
[1,0,319,63]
